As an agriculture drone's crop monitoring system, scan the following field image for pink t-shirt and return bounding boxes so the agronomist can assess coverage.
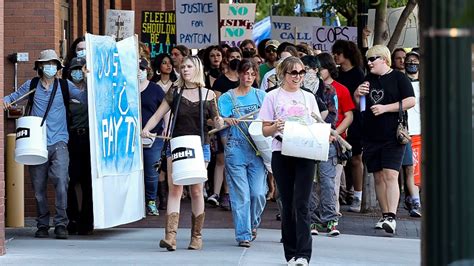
[259,88,321,151]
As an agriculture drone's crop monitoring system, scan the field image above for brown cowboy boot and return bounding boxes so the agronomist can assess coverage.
[188,213,205,250]
[159,212,179,251]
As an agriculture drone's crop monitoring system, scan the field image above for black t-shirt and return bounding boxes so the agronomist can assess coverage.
[337,67,365,140]
[141,82,165,134]
[212,74,239,94]
[363,70,414,142]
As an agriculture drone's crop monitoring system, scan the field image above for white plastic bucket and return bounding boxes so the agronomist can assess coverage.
[281,121,331,161]
[170,135,208,185]
[248,120,273,173]
[15,116,48,165]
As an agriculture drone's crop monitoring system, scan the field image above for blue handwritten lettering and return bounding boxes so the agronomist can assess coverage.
[179,3,214,14]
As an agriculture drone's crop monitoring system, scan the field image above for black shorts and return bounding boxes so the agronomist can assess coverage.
[363,140,406,173]
[346,135,363,156]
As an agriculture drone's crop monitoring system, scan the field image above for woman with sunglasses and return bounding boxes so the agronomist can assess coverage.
[354,45,415,235]
[142,56,224,251]
[259,56,322,266]
[217,58,267,248]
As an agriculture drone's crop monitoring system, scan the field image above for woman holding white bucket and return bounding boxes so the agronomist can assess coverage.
[142,55,224,251]
[217,58,267,248]
[259,56,323,266]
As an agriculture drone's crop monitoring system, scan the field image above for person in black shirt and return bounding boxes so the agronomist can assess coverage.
[332,40,365,212]
[354,45,415,235]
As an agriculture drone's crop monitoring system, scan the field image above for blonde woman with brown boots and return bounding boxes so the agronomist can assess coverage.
[142,55,224,251]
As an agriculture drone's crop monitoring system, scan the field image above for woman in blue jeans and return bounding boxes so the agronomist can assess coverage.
[218,58,267,248]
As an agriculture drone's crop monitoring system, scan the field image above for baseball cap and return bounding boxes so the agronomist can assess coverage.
[265,40,280,49]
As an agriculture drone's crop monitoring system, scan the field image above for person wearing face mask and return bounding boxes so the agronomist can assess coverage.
[400,50,422,217]
[3,49,87,239]
[208,47,243,211]
[203,45,224,89]
[65,56,94,236]
[63,36,86,79]
[139,58,166,217]
[239,39,258,59]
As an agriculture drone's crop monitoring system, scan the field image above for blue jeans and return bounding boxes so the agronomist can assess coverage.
[29,141,70,229]
[225,138,267,242]
[309,143,338,224]
[143,138,164,201]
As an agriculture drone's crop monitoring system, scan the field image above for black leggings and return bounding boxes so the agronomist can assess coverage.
[272,151,315,262]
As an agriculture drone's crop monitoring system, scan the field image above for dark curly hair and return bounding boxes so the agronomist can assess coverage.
[332,40,363,68]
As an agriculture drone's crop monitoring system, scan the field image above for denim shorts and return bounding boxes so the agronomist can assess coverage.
[166,143,211,162]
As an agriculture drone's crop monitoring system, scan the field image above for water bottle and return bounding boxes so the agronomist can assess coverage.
[360,95,366,112]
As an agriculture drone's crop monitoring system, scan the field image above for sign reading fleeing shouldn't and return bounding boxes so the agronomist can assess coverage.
[175,0,219,49]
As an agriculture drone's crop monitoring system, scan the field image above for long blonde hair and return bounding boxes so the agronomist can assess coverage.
[176,56,206,88]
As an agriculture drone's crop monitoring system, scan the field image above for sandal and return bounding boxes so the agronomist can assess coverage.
[238,240,251,248]
[251,229,257,241]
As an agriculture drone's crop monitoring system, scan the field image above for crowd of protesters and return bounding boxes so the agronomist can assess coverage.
[2,31,422,265]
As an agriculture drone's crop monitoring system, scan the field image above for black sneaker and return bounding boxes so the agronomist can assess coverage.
[54,225,69,239]
[35,227,49,238]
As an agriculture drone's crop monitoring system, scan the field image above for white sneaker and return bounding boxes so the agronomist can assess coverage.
[294,257,309,266]
[349,198,361,212]
[287,257,296,266]
[374,217,385,229]
[382,217,396,234]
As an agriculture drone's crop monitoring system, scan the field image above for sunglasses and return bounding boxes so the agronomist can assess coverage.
[367,56,382,63]
[286,70,306,78]
[265,47,277,53]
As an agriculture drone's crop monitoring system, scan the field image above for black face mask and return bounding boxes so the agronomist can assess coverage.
[242,49,256,58]
[229,59,241,71]
[405,63,419,74]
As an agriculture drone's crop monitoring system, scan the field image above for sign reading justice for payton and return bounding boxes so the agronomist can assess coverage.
[141,11,176,59]
[175,0,219,49]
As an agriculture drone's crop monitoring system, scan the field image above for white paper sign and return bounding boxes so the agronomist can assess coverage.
[312,26,357,52]
[281,121,330,161]
[368,6,419,48]
[407,81,421,135]
[105,9,135,40]
[271,16,322,44]
[219,4,256,47]
[175,0,219,49]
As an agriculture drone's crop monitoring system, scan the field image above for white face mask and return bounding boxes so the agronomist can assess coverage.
[138,69,148,81]
[303,71,320,93]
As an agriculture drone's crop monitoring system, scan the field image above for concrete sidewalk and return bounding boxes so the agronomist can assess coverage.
[2,227,420,265]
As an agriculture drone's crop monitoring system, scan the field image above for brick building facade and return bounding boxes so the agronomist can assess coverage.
[1,0,176,255]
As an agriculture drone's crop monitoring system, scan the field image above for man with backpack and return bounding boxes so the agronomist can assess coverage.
[3,49,87,239]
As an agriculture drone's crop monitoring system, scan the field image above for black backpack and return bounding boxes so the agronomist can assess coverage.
[26,77,72,128]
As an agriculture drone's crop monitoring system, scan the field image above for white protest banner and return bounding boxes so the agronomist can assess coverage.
[407,81,421,135]
[176,0,219,49]
[105,9,135,41]
[219,3,256,47]
[368,6,419,48]
[86,33,144,229]
[311,26,357,52]
[271,16,322,44]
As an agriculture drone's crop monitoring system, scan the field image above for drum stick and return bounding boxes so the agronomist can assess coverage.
[311,113,352,151]
[148,133,171,140]
[237,119,277,123]
[209,109,260,135]
[8,89,36,106]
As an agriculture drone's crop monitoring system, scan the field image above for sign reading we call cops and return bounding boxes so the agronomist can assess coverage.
[271,16,322,44]
[141,11,176,59]
[311,26,357,52]
[175,0,219,49]
[219,3,256,47]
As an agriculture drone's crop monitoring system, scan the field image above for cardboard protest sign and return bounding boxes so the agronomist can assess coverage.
[176,0,219,49]
[141,11,176,58]
[271,16,322,44]
[105,9,135,41]
[311,26,357,52]
[219,3,256,47]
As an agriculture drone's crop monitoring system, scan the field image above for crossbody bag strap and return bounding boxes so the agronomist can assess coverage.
[161,87,184,157]
[40,79,59,127]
